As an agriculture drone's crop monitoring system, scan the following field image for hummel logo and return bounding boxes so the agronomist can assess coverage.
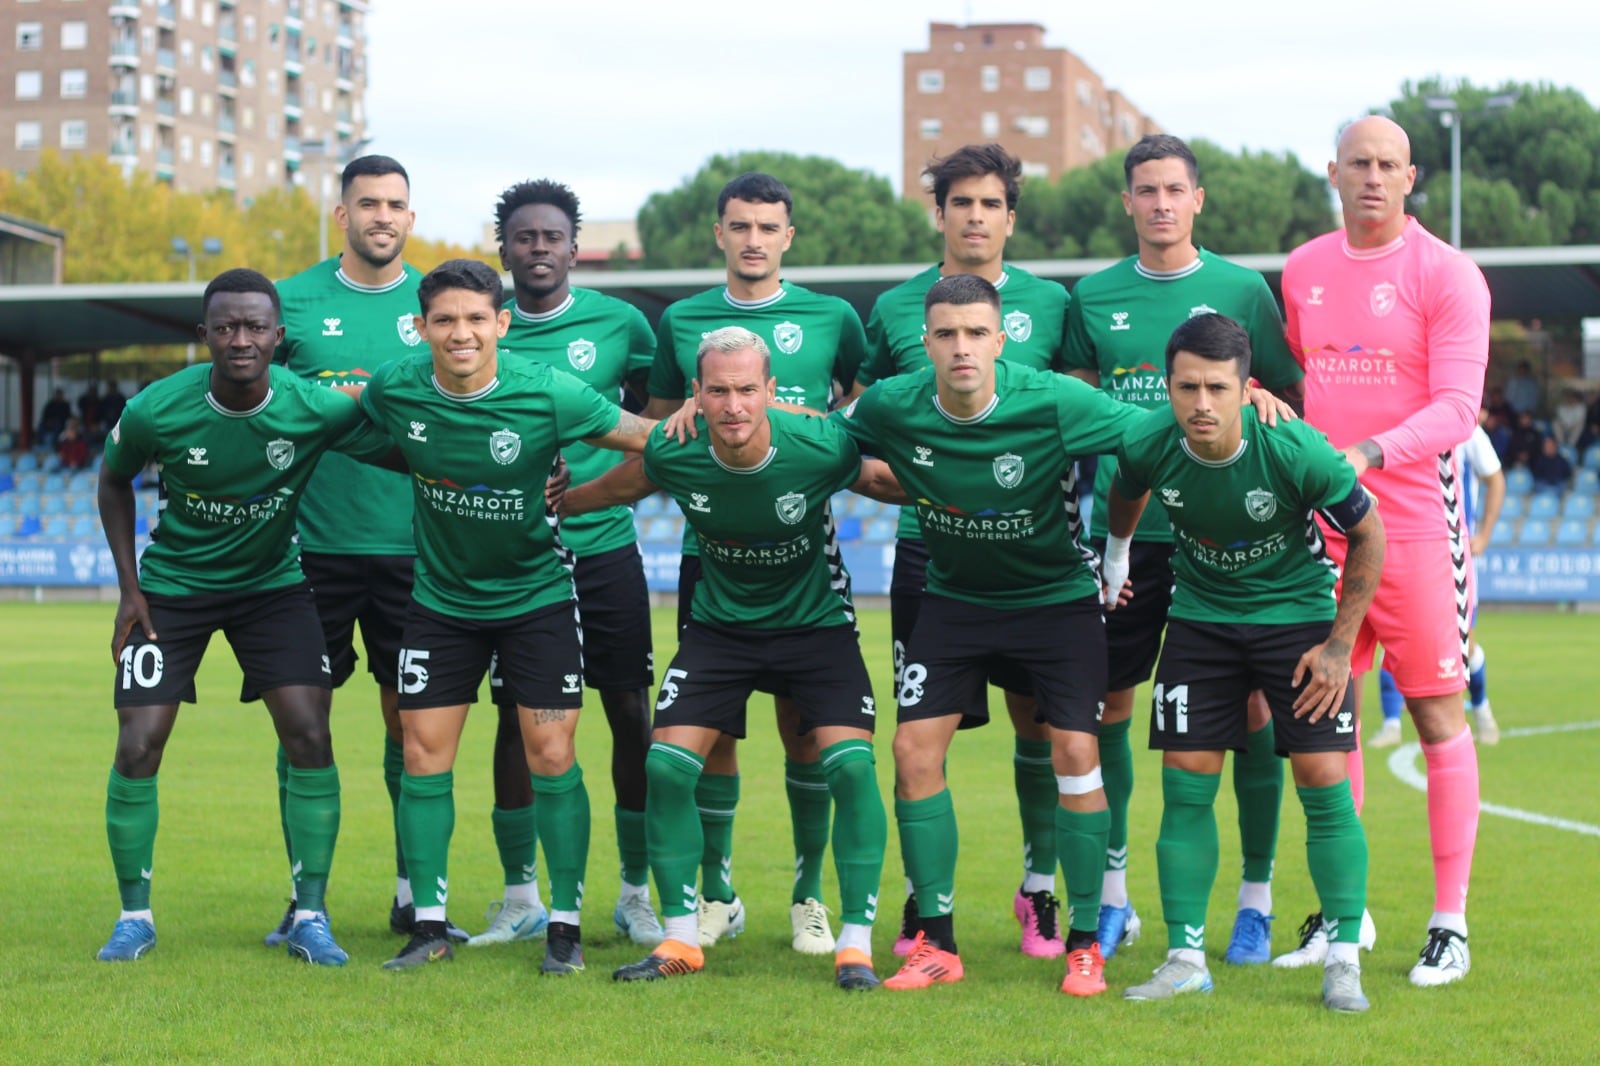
[935,891,955,914]
[321,654,331,675]
[1110,311,1131,331]
[690,492,711,513]
[1308,286,1325,306]
[1335,710,1354,734]
[322,317,343,336]
[865,893,878,921]
[292,861,303,878]
[140,867,153,880]
[1106,845,1128,870]
[1160,487,1183,508]
[436,875,449,903]
[913,446,934,467]
[562,673,580,694]
[187,447,208,465]
[862,696,875,717]
[1438,657,1461,679]
[521,863,537,880]
[720,857,733,886]
[408,420,427,442]
[1184,923,1205,948]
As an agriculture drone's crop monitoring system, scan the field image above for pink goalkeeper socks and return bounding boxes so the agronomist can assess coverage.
[1420,726,1480,914]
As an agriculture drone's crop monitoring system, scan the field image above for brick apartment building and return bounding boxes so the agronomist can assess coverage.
[902,21,1160,199]
[1,0,370,203]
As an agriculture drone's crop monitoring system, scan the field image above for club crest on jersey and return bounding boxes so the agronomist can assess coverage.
[775,491,807,525]
[567,339,597,372]
[773,321,803,355]
[266,438,295,470]
[490,429,521,465]
[1370,282,1398,318]
[397,313,423,346]
[993,452,1025,488]
[1003,310,1033,342]
[1244,488,1277,521]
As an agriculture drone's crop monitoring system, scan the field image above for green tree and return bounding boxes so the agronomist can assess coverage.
[637,151,938,268]
[1386,79,1600,246]
[1007,141,1333,259]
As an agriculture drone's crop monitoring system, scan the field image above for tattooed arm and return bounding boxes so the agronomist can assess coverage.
[586,408,658,454]
[1293,493,1385,721]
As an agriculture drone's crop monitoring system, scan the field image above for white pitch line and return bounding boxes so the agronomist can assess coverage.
[1385,721,1600,838]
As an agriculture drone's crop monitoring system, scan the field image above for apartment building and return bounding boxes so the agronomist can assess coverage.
[2,0,370,202]
[902,21,1160,198]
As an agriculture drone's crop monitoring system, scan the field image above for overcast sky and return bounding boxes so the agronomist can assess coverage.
[362,1,1600,246]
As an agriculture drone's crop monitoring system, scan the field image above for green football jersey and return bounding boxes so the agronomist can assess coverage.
[858,263,1071,541]
[834,361,1142,608]
[649,281,867,556]
[276,257,425,555]
[642,410,862,630]
[1063,249,1303,543]
[360,353,622,621]
[1114,409,1357,624]
[102,364,392,597]
[499,288,655,557]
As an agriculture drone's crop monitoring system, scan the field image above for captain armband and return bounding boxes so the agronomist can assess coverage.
[1318,483,1374,534]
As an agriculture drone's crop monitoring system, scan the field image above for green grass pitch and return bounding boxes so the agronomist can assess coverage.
[2,603,1597,1064]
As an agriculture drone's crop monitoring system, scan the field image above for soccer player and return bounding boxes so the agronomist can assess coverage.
[566,327,896,989]
[1274,116,1489,986]
[835,273,1145,997]
[1063,133,1305,965]
[644,172,867,953]
[95,268,394,966]
[1107,313,1382,1012]
[466,178,662,948]
[266,154,459,944]
[850,143,1074,960]
[1373,414,1505,747]
[358,259,657,972]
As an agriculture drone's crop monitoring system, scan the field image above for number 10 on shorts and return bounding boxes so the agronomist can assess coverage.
[1153,682,1189,735]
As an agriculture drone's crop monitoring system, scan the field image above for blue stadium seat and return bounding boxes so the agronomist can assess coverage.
[1584,444,1600,471]
[67,471,95,493]
[134,515,150,536]
[0,454,12,474]
[12,472,41,494]
[1504,467,1534,496]
[41,474,66,494]
[1555,519,1589,547]
[40,516,69,539]
[1527,493,1561,520]
[90,452,104,471]
[0,431,12,452]
[1576,468,1600,494]
[1559,444,1579,467]
[68,494,95,516]
[1562,494,1595,520]
[12,494,40,518]
[1488,520,1515,548]
[41,453,62,474]
[864,517,896,543]
[136,492,159,516]
[642,516,677,541]
[14,453,38,473]
[0,473,11,494]
[853,497,883,519]
[41,496,66,516]
[70,516,98,538]
[1516,519,1553,547]
[1498,495,1524,521]
[0,516,14,538]
[634,494,664,518]
[834,517,862,541]
[16,514,41,537]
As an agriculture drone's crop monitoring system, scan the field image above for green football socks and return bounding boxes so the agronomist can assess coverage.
[106,769,157,911]
[820,740,885,928]
[695,771,739,903]
[646,743,706,919]
[530,764,589,914]
[1157,767,1222,951]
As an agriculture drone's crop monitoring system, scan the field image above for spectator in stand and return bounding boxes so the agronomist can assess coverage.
[1503,360,1540,417]
[1552,389,1587,449]
[1506,411,1543,469]
[1529,435,1573,492]
[78,382,102,438]
[99,383,127,442]
[38,388,73,446]
[1482,406,1512,460]
[1482,385,1514,428]
[57,417,90,470]
[1578,414,1600,457]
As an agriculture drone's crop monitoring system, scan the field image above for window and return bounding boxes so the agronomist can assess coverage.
[142,26,155,53]
[15,71,43,101]
[981,111,999,137]
[199,93,211,116]
[61,21,88,49]
[140,122,154,149]
[980,65,999,92]
[179,133,192,161]
[199,139,212,164]
[179,86,193,114]
[181,0,195,15]
[917,69,943,94]
[200,45,213,73]
[60,120,88,149]
[242,104,254,130]
[141,73,156,100]
[1015,115,1049,138]
[241,59,255,86]
[17,23,43,50]
[200,1,213,25]
[1080,125,1104,154]
[1024,66,1050,91]
[242,149,254,178]
[1076,79,1093,106]
[60,69,88,98]
[244,15,255,40]
[1021,161,1050,180]
[180,38,194,65]
[15,121,42,150]
[919,118,942,140]
[321,88,332,111]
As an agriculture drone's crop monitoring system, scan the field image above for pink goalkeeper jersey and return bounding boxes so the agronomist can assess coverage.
[1285,217,1490,541]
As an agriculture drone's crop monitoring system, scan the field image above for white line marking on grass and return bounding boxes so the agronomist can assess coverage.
[1385,720,1600,839]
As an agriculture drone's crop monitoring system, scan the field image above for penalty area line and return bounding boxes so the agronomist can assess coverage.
[1385,720,1600,839]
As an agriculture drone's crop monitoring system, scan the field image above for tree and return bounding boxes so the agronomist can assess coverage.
[1386,79,1600,246]
[637,151,938,268]
[1005,141,1334,259]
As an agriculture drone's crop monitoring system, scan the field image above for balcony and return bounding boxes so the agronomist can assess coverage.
[335,75,352,93]
[156,49,176,74]
[156,3,176,28]
[109,90,139,117]
[284,92,301,118]
[110,39,140,68]
[218,69,237,95]
[218,113,236,139]
[218,20,237,56]
[155,97,176,123]
[109,139,138,166]
[285,0,303,29]
[155,147,175,180]
[111,2,141,18]
[218,163,236,187]
[219,0,235,7]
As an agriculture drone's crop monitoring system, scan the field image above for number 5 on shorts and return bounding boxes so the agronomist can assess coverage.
[398,648,430,696]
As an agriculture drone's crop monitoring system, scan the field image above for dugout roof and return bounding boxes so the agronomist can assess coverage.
[3,246,1600,358]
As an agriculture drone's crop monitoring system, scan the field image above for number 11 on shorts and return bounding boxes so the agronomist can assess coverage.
[1153,682,1189,735]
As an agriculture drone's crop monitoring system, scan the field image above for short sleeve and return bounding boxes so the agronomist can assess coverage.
[625,305,656,379]
[647,309,688,400]
[1060,292,1096,374]
[1243,276,1302,389]
[830,384,882,452]
[833,304,868,392]
[553,368,623,445]
[101,399,154,478]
